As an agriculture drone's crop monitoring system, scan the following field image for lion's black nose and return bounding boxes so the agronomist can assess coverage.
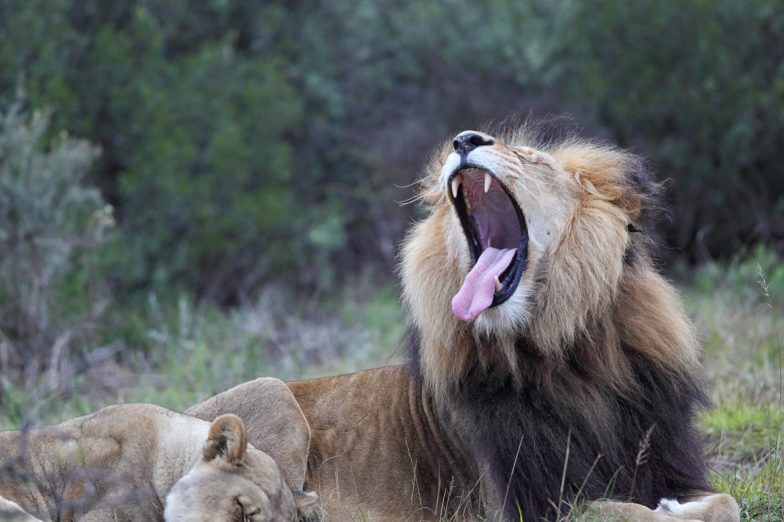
[453,131,494,155]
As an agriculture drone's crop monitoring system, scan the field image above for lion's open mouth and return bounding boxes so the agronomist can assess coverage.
[448,167,528,321]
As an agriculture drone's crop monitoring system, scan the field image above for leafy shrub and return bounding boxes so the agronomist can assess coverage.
[560,0,784,261]
[0,100,112,389]
[117,41,305,301]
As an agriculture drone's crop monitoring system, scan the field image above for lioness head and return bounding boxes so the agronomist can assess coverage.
[402,127,698,395]
[164,414,317,521]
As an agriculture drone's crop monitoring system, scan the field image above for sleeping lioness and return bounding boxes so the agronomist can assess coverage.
[0,401,316,521]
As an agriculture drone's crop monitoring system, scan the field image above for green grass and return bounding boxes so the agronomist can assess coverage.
[682,246,784,522]
[0,250,782,520]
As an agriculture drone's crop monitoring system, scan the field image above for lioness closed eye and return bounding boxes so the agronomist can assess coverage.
[0,404,317,521]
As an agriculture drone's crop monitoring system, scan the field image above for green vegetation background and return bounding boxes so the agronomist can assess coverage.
[0,1,782,520]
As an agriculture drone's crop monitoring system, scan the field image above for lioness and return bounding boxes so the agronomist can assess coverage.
[188,128,739,521]
[0,400,316,521]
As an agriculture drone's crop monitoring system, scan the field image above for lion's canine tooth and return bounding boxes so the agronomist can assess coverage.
[484,172,492,193]
[451,176,461,199]
[494,276,502,292]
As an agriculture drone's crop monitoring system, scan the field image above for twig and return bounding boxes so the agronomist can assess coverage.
[501,433,525,517]
[556,431,572,520]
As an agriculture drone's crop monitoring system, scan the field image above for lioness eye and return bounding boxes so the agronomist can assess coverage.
[237,504,261,522]
[234,499,247,522]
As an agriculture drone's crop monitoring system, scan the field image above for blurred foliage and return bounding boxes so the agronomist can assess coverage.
[688,245,784,307]
[0,101,112,390]
[0,282,405,427]
[561,0,784,261]
[0,0,782,303]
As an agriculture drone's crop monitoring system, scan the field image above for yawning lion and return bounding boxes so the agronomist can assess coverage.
[189,127,739,521]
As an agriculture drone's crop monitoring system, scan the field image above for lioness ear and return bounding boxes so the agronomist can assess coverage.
[187,377,312,491]
[203,414,247,464]
[293,490,318,518]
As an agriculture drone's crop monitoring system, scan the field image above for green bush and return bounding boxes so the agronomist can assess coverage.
[0,100,112,387]
[117,41,305,301]
[1,0,781,302]
[559,0,784,261]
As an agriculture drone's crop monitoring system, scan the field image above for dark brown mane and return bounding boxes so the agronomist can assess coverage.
[401,129,711,520]
[406,327,710,521]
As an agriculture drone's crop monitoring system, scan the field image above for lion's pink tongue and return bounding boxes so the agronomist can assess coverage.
[452,247,517,321]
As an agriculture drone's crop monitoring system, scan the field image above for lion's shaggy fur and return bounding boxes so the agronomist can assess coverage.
[401,127,711,519]
[403,128,700,399]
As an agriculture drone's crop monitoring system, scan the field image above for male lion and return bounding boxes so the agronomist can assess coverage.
[0,400,316,520]
[189,128,739,521]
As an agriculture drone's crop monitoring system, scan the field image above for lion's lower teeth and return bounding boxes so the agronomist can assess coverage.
[494,276,502,292]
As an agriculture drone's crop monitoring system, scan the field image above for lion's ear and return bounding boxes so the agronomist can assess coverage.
[556,143,655,223]
[293,490,318,518]
[617,188,644,223]
[203,414,247,464]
